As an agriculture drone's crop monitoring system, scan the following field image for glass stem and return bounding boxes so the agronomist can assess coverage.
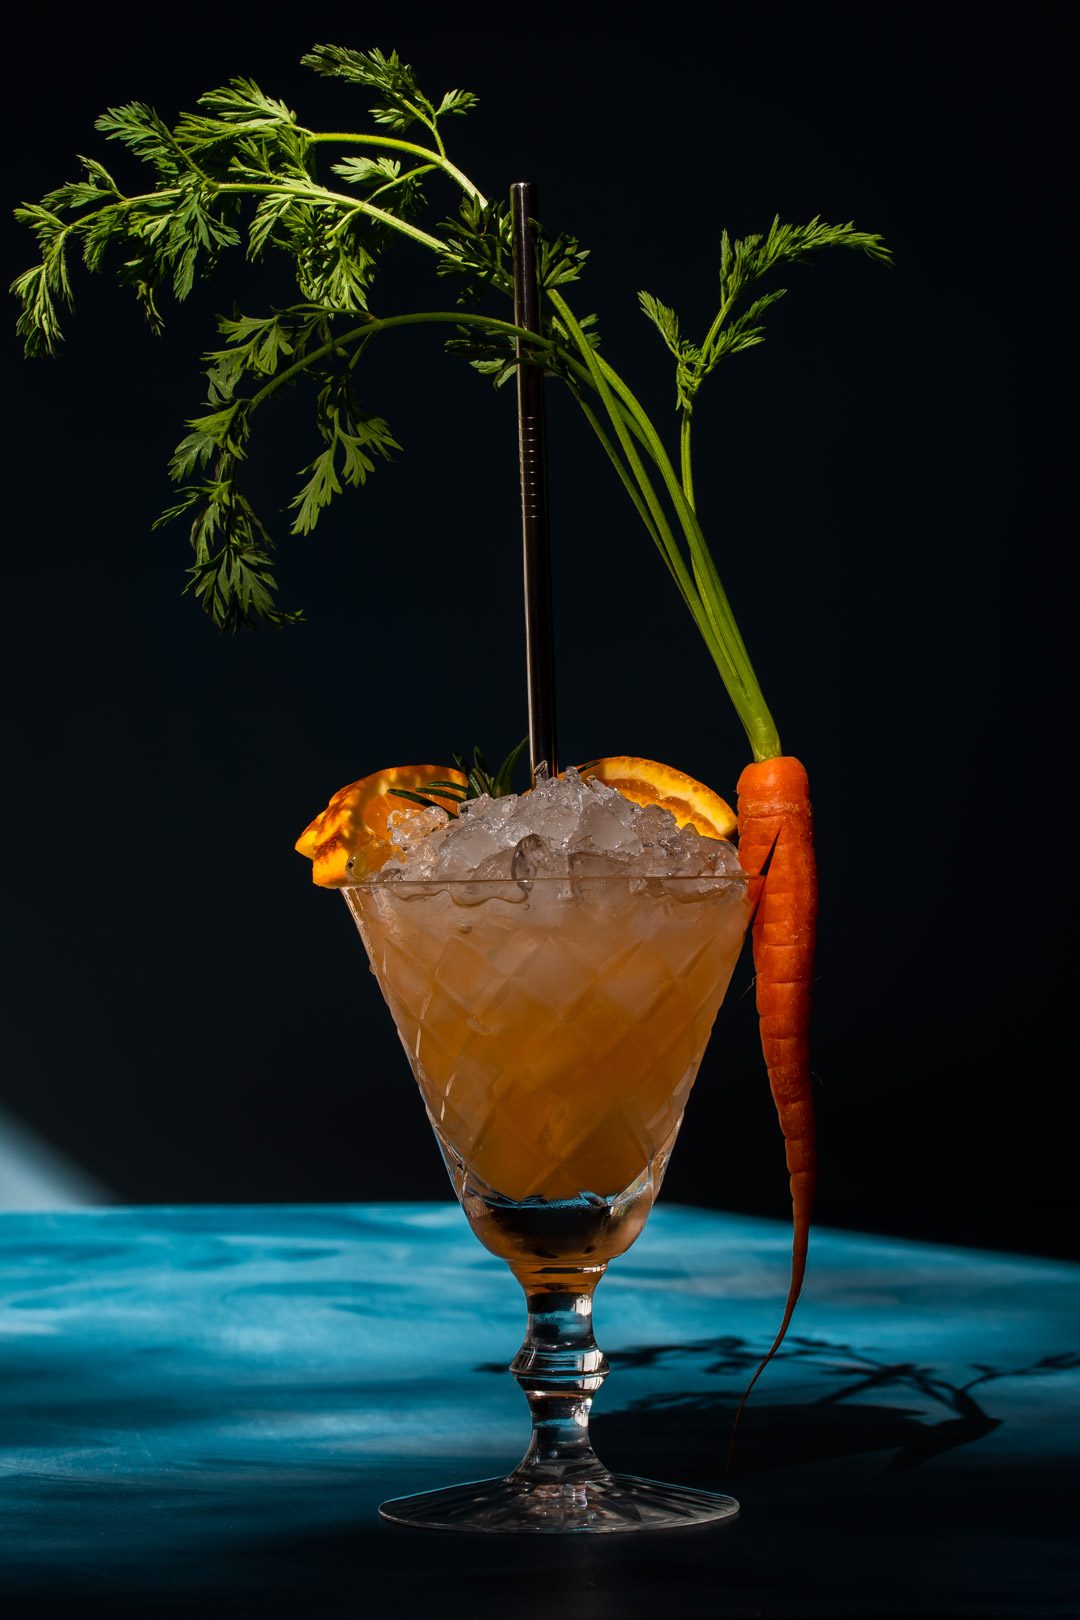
[509,1285,611,1483]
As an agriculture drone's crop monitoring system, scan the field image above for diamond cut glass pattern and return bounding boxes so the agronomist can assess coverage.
[344,872,748,1532]
[349,878,745,1208]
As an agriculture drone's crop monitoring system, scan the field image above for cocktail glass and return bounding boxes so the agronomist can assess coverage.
[344,868,748,1533]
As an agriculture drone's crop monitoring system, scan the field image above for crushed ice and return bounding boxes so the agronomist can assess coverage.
[372,766,743,886]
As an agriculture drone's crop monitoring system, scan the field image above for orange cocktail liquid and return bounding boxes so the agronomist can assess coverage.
[346,874,747,1287]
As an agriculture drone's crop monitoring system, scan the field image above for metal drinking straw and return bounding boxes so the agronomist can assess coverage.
[511,182,558,784]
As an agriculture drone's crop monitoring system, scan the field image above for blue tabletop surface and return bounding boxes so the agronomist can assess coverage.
[1,1203,1077,1618]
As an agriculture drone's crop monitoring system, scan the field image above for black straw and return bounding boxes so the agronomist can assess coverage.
[511,181,558,783]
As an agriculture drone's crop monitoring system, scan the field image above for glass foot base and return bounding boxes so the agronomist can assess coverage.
[379,1471,740,1534]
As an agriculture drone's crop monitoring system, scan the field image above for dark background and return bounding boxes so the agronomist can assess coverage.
[3,7,1073,1253]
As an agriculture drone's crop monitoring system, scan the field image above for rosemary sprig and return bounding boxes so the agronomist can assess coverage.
[390,739,529,812]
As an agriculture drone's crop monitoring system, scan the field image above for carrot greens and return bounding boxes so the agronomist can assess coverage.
[12,43,888,761]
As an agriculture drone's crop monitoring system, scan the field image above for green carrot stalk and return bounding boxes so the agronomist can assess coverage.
[11,43,887,761]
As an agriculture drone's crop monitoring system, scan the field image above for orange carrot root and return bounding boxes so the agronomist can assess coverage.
[729,755,818,1462]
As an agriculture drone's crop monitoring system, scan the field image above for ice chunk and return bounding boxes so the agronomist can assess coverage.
[460,794,517,833]
[387,804,449,849]
[635,803,678,842]
[511,833,570,881]
[577,798,643,857]
[375,763,744,889]
[505,799,580,849]
[471,849,517,880]
[431,818,503,875]
[568,847,625,880]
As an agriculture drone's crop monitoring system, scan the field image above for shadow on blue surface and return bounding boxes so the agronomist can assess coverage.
[2,1204,1078,1618]
[479,1332,1080,1477]
[607,1335,1080,1476]
[9,1397,1073,1620]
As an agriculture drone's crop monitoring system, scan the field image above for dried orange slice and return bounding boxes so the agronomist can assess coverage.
[579,756,737,840]
[295,764,467,887]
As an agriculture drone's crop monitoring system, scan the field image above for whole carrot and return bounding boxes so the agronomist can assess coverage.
[549,212,880,1464]
[732,754,818,1436]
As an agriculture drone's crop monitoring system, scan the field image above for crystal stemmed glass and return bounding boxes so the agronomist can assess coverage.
[344,868,748,1533]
